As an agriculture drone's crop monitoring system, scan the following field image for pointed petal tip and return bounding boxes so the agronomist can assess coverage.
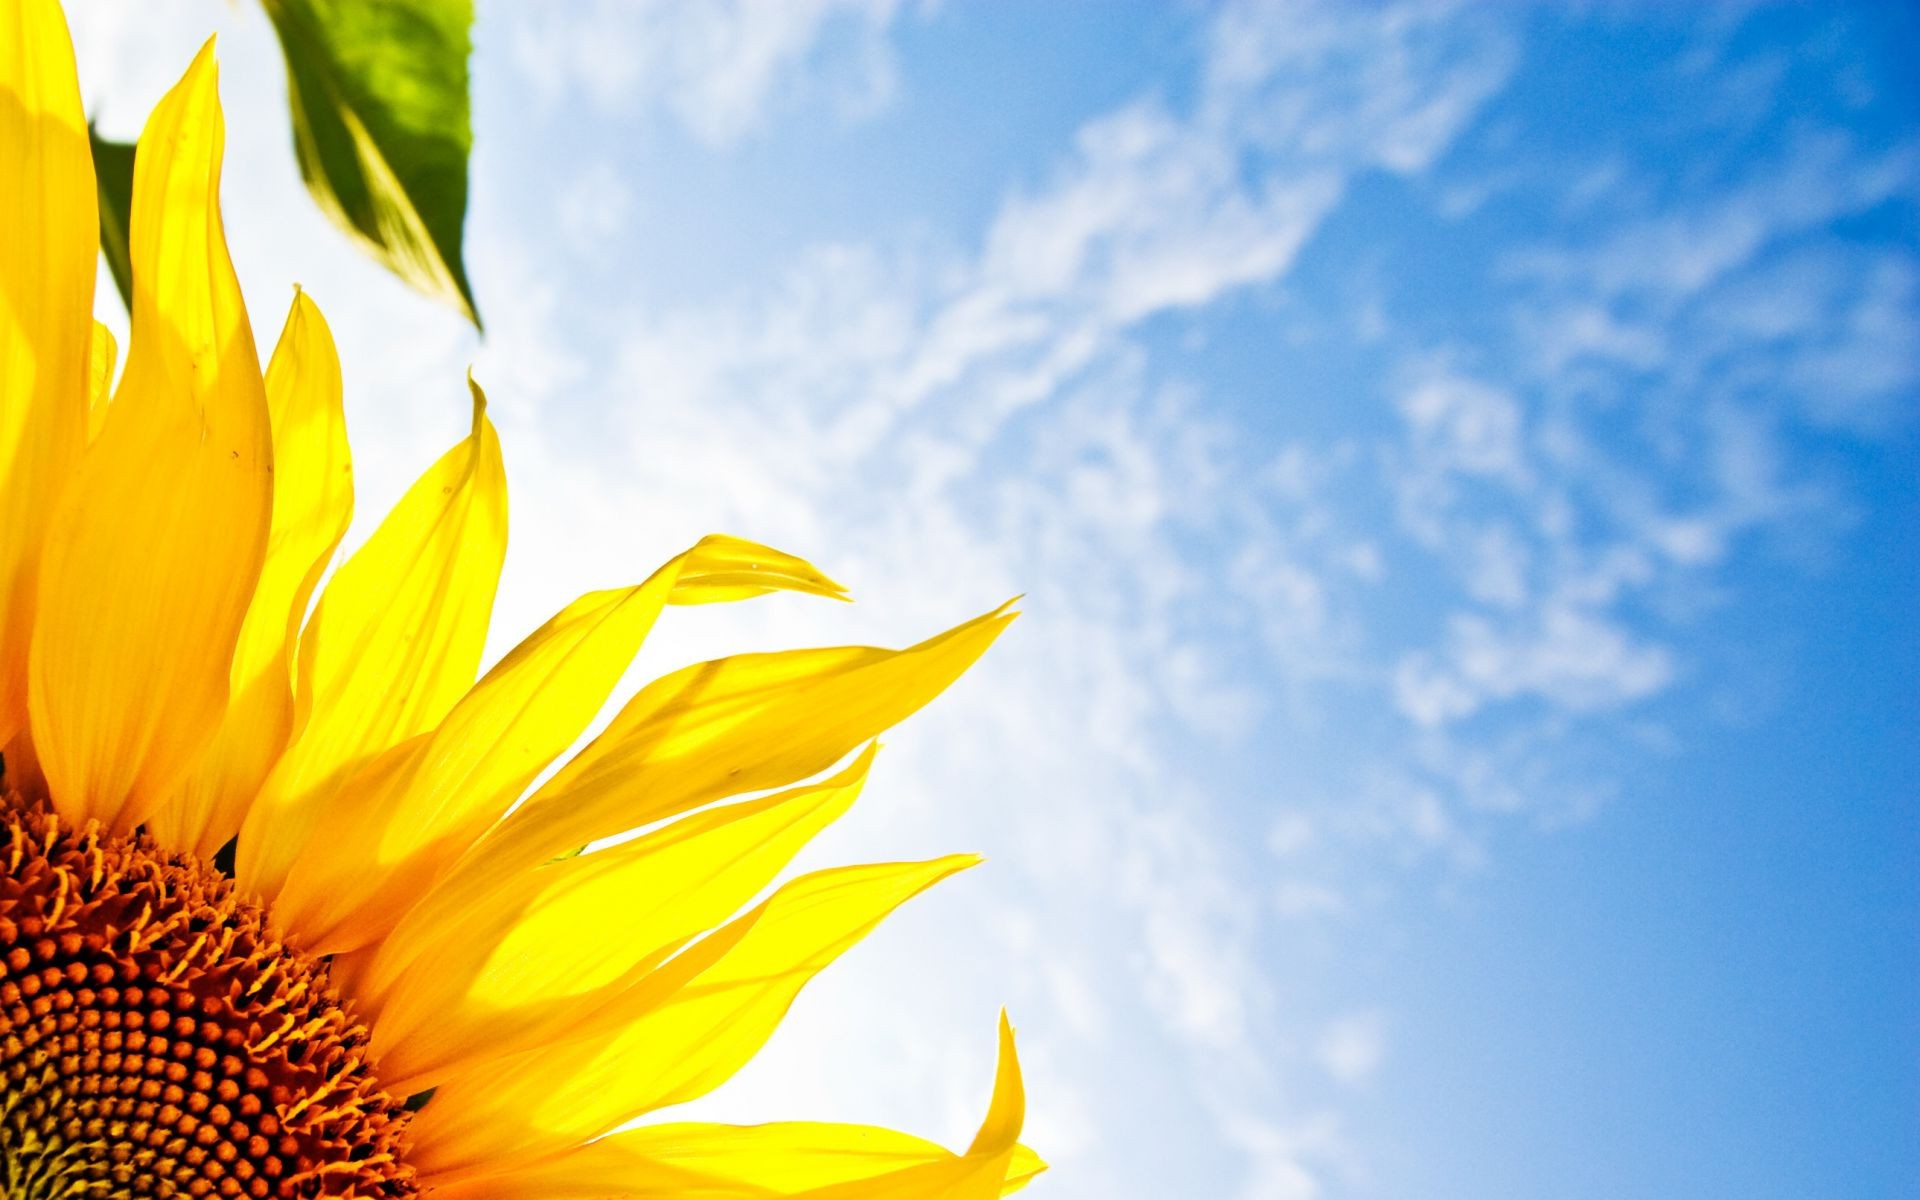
[965,1004,1029,1159]
[138,33,225,164]
[898,852,984,892]
[960,599,1021,646]
[183,35,220,86]
[272,287,337,368]
[671,534,853,606]
[949,599,1020,637]
[996,1007,1022,1074]
[1009,1143,1051,1189]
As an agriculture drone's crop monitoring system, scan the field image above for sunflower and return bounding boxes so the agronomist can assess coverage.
[0,3,1042,1195]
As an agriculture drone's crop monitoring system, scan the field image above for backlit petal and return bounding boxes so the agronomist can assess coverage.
[85,320,115,440]
[0,0,95,749]
[408,856,975,1178]
[152,289,352,856]
[29,41,271,831]
[433,602,1016,899]
[419,1014,1041,1199]
[665,533,848,605]
[237,379,503,903]
[356,749,875,1093]
[266,534,845,954]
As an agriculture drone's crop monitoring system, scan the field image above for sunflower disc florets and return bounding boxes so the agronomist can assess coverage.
[0,800,413,1198]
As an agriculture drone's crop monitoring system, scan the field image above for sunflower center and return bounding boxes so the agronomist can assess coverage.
[0,803,415,1198]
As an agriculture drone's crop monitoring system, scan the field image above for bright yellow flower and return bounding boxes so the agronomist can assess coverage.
[0,3,1043,1195]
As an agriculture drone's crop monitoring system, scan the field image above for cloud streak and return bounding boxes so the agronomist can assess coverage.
[506,0,906,144]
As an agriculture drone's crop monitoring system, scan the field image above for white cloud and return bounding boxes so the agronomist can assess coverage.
[1393,657,1481,728]
[1780,253,1920,434]
[1356,100,1915,860]
[1396,604,1677,726]
[980,100,1343,324]
[1316,1012,1389,1088]
[1204,0,1516,176]
[505,0,906,144]
[1221,1109,1363,1200]
[1543,131,1916,301]
[1397,374,1530,483]
[552,161,634,253]
[1121,804,1269,1050]
[1274,879,1348,921]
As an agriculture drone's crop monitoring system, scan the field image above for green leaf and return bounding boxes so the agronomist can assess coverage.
[260,0,482,327]
[89,126,136,313]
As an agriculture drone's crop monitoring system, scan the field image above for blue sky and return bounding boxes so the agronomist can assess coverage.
[72,2,1917,1197]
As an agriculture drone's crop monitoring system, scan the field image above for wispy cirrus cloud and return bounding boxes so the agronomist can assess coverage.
[505,0,908,144]
[547,3,1521,1194]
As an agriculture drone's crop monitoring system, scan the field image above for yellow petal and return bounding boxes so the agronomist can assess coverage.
[151,289,353,856]
[263,534,846,954]
[0,0,96,749]
[970,1011,1028,1158]
[237,379,504,902]
[408,856,975,1178]
[356,748,876,1094]
[446,601,1016,888]
[419,1014,1042,1199]
[424,1126,1022,1200]
[29,41,272,831]
[787,1014,1038,1200]
[1004,1146,1050,1196]
[666,533,848,605]
[85,320,116,440]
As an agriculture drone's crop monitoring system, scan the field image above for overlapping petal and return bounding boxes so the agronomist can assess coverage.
[0,0,93,753]
[355,748,877,1093]
[262,533,847,954]
[409,856,978,1177]
[424,1015,1043,1198]
[419,601,1016,907]
[84,320,115,439]
[153,289,353,856]
[238,379,504,901]
[29,41,272,832]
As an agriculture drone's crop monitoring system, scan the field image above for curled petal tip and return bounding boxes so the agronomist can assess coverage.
[464,370,489,420]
